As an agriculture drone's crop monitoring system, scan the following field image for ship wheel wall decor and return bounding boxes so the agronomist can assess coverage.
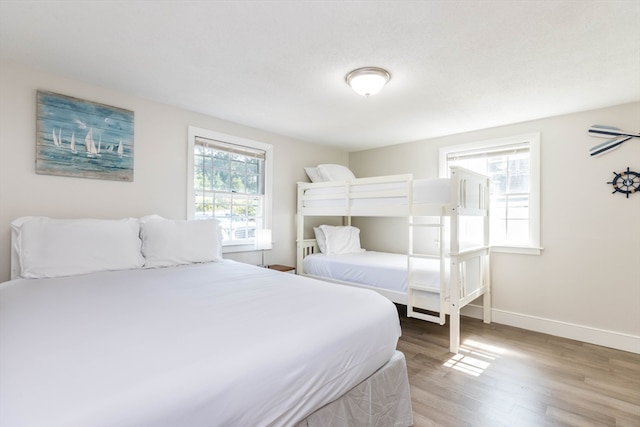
[607,167,640,198]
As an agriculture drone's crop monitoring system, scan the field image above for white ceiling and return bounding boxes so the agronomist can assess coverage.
[1,1,639,152]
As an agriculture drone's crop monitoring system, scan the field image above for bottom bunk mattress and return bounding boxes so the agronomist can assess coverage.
[302,251,448,309]
[0,261,409,426]
[303,251,450,312]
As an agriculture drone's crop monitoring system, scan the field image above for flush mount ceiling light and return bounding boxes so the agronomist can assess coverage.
[345,67,391,96]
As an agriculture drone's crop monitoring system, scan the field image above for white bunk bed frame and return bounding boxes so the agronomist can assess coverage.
[296,166,491,353]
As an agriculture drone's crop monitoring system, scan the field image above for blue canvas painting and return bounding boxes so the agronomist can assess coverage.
[36,91,134,182]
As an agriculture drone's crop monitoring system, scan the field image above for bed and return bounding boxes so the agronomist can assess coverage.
[296,165,492,353]
[0,215,412,427]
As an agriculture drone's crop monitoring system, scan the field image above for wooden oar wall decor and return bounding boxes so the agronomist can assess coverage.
[588,125,639,157]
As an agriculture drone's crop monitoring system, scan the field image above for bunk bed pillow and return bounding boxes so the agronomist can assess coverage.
[318,225,365,255]
[304,167,324,183]
[316,164,356,182]
[12,216,144,279]
[140,215,223,267]
[313,227,327,253]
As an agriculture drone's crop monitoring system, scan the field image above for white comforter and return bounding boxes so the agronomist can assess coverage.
[0,261,400,426]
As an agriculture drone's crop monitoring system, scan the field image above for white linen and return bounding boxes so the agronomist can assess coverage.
[316,164,356,181]
[304,166,323,183]
[318,225,365,255]
[11,216,144,279]
[313,226,327,253]
[297,351,412,427]
[0,261,400,427]
[140,215,223,267]
[303,251,445,293]
[302,177,451,208]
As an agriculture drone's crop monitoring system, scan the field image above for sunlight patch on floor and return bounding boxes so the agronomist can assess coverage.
[442,339,506,376]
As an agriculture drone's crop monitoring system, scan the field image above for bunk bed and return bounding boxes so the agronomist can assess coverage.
[296,166,491,353]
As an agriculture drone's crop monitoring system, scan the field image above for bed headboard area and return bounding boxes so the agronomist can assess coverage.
[299,238,319,258]
[9,215,224,281]
[296,238,319,275]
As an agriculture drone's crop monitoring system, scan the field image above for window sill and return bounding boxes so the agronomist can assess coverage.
[222,243,257,254]
[491,245,543,255]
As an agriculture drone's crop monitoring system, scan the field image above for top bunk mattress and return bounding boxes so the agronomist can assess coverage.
[301,178,451,208]
[0,261,400,427]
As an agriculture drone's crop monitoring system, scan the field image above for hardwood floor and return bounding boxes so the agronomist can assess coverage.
[395,306,640,427]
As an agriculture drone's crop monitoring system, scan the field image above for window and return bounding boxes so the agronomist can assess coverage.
[439,133,541,254]
[187,126,273,252]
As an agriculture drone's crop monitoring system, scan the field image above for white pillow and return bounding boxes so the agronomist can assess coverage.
[319,225,365,255]
[316,164,356,182]
[140,215,222,267]
[11,216,144,279]
[313,226,327,253]
[304,167,324,183]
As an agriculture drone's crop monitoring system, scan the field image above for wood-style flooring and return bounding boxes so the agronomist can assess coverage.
[395,306,640,427]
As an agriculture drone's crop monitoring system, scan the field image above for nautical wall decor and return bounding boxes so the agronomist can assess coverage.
[36,90,134,182]
[607,167,639,198]
[588,125,639,157]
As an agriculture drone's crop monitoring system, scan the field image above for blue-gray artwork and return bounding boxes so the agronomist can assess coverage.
[36,91,134,182]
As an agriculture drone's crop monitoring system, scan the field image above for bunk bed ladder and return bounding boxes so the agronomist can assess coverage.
[406,214,447,325]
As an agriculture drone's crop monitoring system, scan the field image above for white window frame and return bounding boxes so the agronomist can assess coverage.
[439,133,541,255]
[187,126,273,254]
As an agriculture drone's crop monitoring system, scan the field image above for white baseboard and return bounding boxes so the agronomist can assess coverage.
[461,304,640,354]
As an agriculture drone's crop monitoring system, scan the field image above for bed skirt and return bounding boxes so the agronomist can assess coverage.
[296,350,413,427]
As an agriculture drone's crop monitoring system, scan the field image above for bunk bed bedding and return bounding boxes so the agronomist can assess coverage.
[303,251,446,294]
[2,219,412,426]
[301,177,451,208]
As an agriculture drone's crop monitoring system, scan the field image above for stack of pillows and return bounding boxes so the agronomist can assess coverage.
[10,215,223,279]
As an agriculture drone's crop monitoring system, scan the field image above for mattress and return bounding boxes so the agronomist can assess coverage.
[303,251,446,294]
[0,261,402,426]
[302,178,451,208]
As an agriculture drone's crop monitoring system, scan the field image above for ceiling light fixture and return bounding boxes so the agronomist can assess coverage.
[345,67,391,96]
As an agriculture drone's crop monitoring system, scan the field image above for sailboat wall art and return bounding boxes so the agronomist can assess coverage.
[36,91,134,182]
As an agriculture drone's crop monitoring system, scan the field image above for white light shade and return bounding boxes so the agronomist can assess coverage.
[346,67,391,96]
[254,228,272,250]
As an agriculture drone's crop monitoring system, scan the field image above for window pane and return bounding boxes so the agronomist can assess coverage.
[230,157,245,172]
[215,195,232,218]
[194,192,213,219]
[213,152,228,169]
[249,197,260,222]
[508,194,529,219]
[491,195,507,220]
[246,174,258,194]
[506,219,529,244]
[213,170,229,191]
[194,154,205,191]
[231,172,245,192]
[488,156,507,194]
[247,159,259,174]
[508,154,529,194]
[490,215,507,244]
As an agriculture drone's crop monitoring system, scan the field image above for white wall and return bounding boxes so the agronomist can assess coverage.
[349,102,640,353]
[0,62,348,282]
